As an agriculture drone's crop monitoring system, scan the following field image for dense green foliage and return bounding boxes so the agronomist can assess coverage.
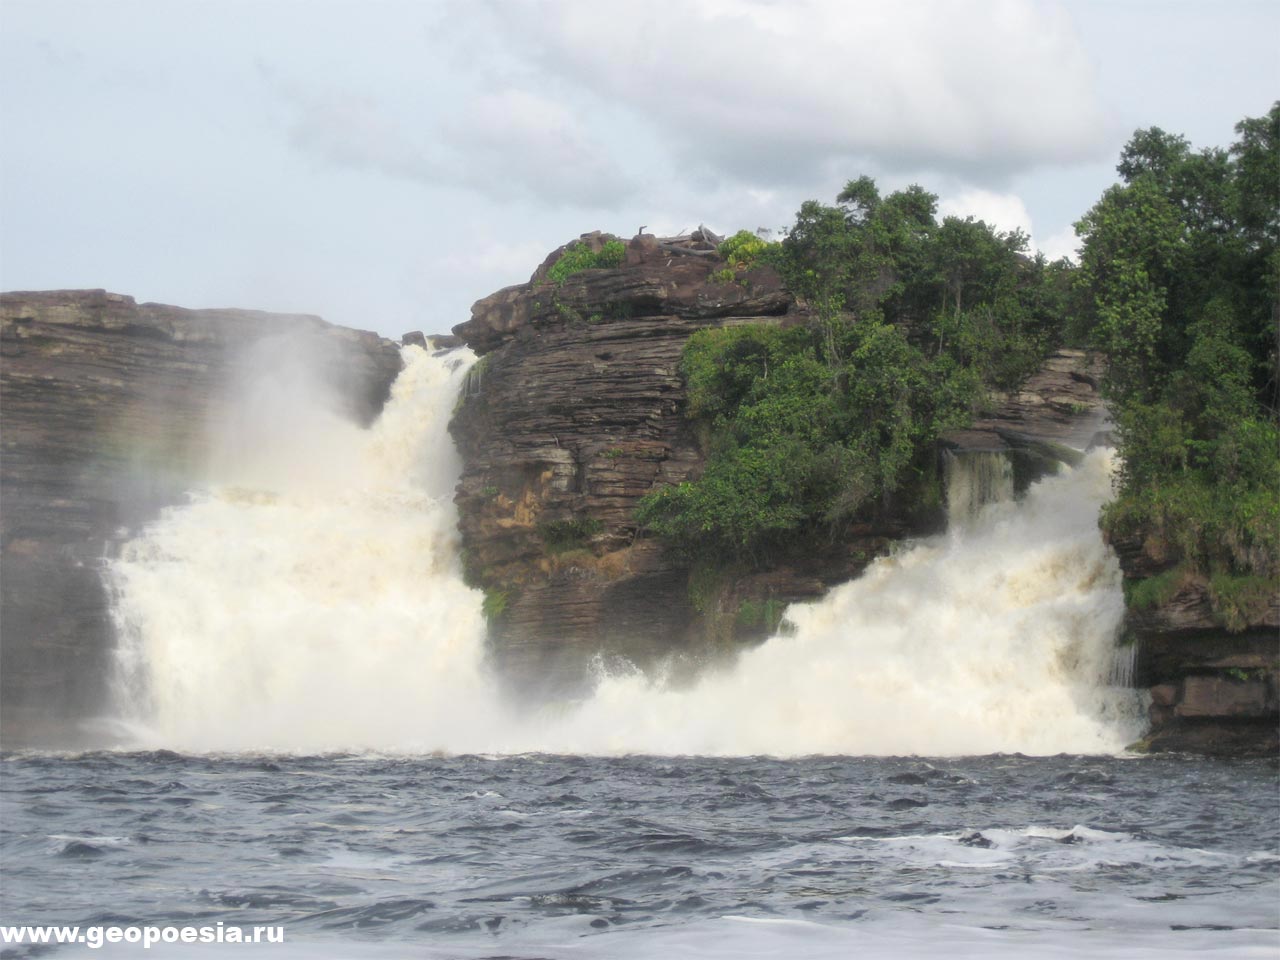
[481,588,509,621]
[637,180,1068,564]
[545,239,626,284]
[635,107,1277,627]
[775,176,1071,389]
[1076,105,1279,617]
[718,229,776,269]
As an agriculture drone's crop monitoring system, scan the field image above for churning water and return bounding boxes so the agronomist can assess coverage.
[1,752,1276,958]
[4,345,1274,958]
[104,345,1144,756]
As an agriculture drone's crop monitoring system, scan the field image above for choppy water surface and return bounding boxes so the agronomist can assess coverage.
[2,751,1276,958]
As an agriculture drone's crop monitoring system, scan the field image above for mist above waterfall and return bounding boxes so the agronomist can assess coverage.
[107,347,1143,756]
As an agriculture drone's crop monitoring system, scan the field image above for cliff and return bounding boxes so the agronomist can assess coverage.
[1109,532,1279,756]
[449,232,813,696]
[0,290,402,746]
[449,233,1109,700]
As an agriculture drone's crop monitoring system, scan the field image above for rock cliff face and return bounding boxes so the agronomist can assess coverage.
[448,232,812,696]
[1108,532,1279,756]
[449,233,1109,700]
[0,290,402,746]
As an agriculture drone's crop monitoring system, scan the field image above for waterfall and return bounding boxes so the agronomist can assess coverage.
[1108,638,1139,689]
[107,345,509,753]
[539,449,1144,755]
[107,348,1144,756]
[944,449,1015,526]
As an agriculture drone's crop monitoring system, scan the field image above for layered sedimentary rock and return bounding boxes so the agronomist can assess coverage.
[0,290,401,745]
[449,232,811,695]
[449,234,1109,698]
[1109,532,1279,756]
[938,349,1108,491]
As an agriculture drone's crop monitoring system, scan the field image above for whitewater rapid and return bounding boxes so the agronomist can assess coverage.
[107,345,1145,755]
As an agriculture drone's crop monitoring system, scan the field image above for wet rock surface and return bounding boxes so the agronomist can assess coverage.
[448,234,819,694]
[938,349,1107,490]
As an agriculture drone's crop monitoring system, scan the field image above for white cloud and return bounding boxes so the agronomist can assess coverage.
[488,0,1108,186]
[441,89,633,207]
[939,188,1034,238]
[437,238,552,285]
[1037,223,1081,263]
[284,87,434,183]
[271,77,636,208]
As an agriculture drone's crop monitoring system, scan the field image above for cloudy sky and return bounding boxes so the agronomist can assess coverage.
[2,0,1276,339]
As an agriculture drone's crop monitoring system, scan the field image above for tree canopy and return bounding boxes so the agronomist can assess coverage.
[637,179,1069,564]
[639,105,1278,624]
[1074,103,1279,621]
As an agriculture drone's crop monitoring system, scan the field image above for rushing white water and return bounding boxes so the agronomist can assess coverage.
[108,346,1144,756]
[108,345,505,753]
[540,449,1143,755]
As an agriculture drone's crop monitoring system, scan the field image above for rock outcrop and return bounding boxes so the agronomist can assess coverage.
[449,232,813,696]
[1110,535,1279,756]
[449,233,1111,700]
[938,349,1108,489]
[0,290,402,746]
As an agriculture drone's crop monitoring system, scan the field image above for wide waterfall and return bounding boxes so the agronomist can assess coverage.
[107,346,1144,756]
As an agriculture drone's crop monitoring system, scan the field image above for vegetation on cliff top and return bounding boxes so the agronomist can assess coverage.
[1075,104,1279,628]
[636,107,1278,626]
[637,178,1070,565]
[545,239,626,285]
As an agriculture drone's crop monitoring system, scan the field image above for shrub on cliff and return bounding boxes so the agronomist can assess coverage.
[546,239,626,285]
[717,230,776,270]
[1076,104,1280,616]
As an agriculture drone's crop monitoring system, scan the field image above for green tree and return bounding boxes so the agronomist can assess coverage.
[1075,104,1279,606]
[637,176,1060,566]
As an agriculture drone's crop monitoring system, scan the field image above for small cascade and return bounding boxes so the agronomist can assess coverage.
[944,449,1015,527]
[1108,638,1139,689]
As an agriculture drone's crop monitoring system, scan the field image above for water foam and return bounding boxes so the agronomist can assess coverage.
[530,449,1143,756]
[108,345,504,753]
[108,347,1144,756]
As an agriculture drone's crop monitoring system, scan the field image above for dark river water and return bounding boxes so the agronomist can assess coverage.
[1,751,1276,958]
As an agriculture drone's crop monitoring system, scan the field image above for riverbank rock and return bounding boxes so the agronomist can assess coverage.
[0,290,402,746]
[938,349,1106,488]
[1111,532,1279,756]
